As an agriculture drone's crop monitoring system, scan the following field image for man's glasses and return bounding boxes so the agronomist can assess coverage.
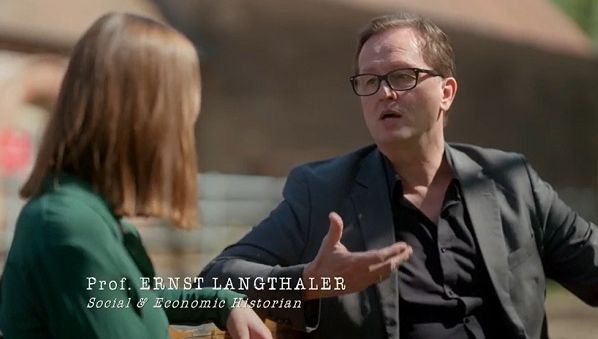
[349,68,442,96]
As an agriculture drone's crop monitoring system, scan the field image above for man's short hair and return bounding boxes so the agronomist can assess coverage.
[354,12,456,78]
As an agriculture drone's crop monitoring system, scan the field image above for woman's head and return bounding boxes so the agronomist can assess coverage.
[21,13,201,228]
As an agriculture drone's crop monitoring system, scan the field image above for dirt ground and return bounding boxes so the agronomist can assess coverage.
[546,289,598,339]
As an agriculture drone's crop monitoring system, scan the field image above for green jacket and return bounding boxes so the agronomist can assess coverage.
[0,174,243,338]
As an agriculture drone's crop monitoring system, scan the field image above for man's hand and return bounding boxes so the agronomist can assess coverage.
[226,307,273,339]
[303,212,412,300]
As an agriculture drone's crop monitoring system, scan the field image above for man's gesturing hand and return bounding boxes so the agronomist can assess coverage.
[303,212,412,300]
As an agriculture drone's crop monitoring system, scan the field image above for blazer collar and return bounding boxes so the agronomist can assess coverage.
[43,173,123,241]
[42,174,156,278]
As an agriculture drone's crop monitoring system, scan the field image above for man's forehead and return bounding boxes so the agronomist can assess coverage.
[358,28,423,70]
[363,28,421,53]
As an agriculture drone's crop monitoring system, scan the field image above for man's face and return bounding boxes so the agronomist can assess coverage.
[357,28,456,149]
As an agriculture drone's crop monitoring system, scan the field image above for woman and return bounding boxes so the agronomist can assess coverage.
[0,13,271,339]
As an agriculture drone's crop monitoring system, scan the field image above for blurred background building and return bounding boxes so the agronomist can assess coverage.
[0,0,162,254]
[0,1,597,337]
[163,0,598,212]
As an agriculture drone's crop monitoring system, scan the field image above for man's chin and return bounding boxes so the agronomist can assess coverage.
[375,131,416,146]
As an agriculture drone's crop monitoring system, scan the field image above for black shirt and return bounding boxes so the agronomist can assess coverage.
[381,152,502,339]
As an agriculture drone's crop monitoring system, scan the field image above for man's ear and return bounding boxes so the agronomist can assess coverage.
[440,77,457,112]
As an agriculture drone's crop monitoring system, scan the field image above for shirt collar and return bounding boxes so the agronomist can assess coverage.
[378,147,462,202]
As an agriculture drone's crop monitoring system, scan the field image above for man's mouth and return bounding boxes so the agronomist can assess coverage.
[380,110,402,120]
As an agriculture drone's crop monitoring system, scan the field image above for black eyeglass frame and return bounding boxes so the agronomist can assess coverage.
[349,67,443,96]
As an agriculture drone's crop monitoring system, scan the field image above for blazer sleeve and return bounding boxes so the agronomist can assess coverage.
[200,166,320,331]
[526,160,598,306]
[32,232,160,338]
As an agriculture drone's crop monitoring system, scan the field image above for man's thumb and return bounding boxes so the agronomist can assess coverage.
[324,211,344,248]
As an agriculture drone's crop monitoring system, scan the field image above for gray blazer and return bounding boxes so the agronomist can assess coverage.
[201,143,598,339]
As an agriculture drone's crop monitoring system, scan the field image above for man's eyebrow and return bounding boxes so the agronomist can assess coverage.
[358,63,416,74]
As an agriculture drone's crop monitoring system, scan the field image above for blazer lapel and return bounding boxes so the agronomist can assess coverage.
[447,145,525,333]
[352,150,396,251]
[350,149,399,338]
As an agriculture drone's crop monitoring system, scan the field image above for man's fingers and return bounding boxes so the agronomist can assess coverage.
[367,244,413,278]
[359,242,411,265]
[323,211,344,249]
[380,242,411,261]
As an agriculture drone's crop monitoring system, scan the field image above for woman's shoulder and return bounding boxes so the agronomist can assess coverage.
[14,182,120,251]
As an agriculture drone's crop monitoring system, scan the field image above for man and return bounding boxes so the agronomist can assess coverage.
[201,13,598,339]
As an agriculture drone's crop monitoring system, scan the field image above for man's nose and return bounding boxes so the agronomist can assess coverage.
[380,80,398,100]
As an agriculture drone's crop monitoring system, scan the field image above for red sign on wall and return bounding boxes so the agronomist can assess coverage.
[0,128,32,175]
